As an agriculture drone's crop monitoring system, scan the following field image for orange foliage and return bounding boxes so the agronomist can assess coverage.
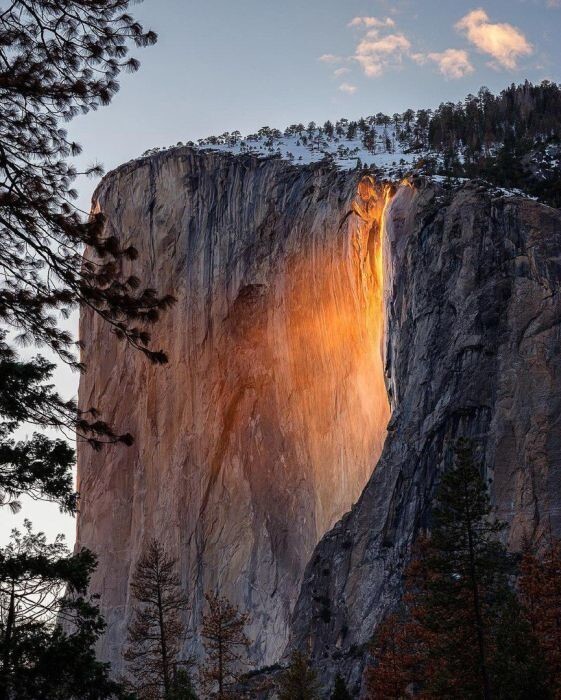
[519,536,561,698]
[364,612,417,699]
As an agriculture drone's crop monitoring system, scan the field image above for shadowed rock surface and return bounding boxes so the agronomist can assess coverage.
[288,180,561,696]
[76,149,390,672]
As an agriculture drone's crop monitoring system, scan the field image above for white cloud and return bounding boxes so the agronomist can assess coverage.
[319,54,341,64]
[321,13,480,87]
[455,9,533,69]
[411,52,427,65]
[348,16,395,29]
[425,49,474,79]
[547,0,561,6]
[354,32,412,77]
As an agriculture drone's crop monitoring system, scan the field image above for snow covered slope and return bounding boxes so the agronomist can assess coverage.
[142,119,422,179]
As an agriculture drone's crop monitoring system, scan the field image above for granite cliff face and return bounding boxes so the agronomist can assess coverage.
[288,180,561,694]
[76,150,390,670]
[78,146,561,692]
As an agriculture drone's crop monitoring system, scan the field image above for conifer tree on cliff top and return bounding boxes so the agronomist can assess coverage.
[124,540,191,700]
[200,592,251,699]
[365,439,548,699]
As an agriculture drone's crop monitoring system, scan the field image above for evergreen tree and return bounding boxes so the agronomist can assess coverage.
[346,122,358,140]
[0,0,172,367]
[365,439,548,699]
[331,672,352,699]
[277,650,321,700]
[415,438,509,698]
[0,0,173,526]
[0,0,172,517]
[0,521,128,699]
[0,5,170,694]
[124,540,190,700]
[408,439,547,698]
[200,592,250,699]
[324,120,335,139]
[168,667,198,700]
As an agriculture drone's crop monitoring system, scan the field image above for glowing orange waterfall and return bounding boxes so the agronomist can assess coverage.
[77,152,397,668]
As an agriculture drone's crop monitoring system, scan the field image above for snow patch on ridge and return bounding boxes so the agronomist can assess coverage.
[142,124,421,179]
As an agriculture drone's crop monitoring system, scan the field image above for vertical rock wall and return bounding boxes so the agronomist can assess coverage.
[76,150,390,670]
[289,180,561,695]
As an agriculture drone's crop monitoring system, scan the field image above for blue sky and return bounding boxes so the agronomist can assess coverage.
[1,0,560,546]
[67,0,561,214]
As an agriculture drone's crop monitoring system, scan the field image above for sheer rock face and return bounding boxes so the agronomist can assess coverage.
[288,181,561,695]
[78,147,561,691]
[76,150,390,671]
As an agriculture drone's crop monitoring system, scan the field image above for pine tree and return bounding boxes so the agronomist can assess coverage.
[0,0,172,521]
[168,667,198,700]
[409,439,547,698]
[519,535,561,697]
[0,0,173,528]
[124,540,190,699]
[0,4,170,696]
[200,592,250,699]
[277,650,321,700]
[414,439,509,698]
[331,672,352,699]
[0,521,128,699]
[0,1,172,367]
[365,439,548,699]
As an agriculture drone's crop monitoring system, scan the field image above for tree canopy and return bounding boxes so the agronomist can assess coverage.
[0,0,174,368]
[366,440,549,699]
[0,521,129,699]
[0,2,166,697]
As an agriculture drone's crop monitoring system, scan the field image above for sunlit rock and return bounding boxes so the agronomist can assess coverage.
[76,150,390,671]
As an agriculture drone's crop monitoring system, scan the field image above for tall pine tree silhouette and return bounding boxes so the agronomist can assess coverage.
[200,592,250,699]
[124,541,190,699]
[365,439,547,699]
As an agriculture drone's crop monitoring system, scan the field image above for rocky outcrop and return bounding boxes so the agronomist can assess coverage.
[288,180,561,695]
[76,150,390,671]
[78,142,561,693]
